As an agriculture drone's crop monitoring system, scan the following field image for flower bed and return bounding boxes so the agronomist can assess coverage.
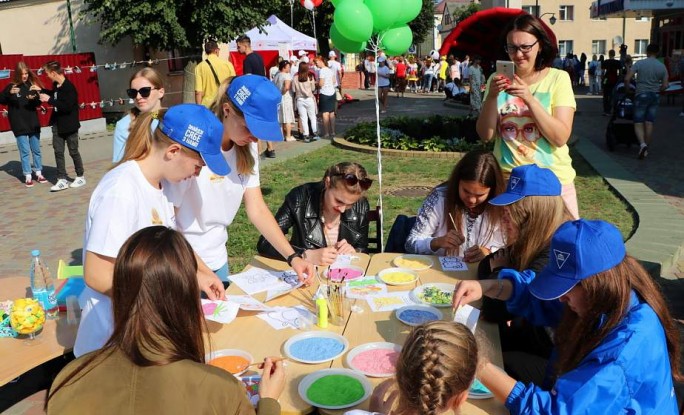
[343,115,493,152]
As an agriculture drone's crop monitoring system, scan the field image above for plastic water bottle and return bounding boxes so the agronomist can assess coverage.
[30,250,58,318]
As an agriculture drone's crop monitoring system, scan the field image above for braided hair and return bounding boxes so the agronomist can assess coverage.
[396,321,478,415]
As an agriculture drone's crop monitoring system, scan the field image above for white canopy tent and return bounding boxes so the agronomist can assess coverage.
[229,15,317,54]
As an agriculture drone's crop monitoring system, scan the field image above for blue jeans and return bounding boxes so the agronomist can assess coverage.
[16,134,42,176]
[213,262,230,282]
[422,74,435,91]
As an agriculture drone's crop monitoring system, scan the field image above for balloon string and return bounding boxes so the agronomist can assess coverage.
[368,36,385,252]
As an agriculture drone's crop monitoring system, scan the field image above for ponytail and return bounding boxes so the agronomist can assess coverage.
[114,110,169,168]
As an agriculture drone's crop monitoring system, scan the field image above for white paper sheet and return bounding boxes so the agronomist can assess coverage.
[365,291,414,312]
[201,300,240,324]
[439,256,468,271]
[225,295,274,312]
[453,304,480,333]
[230,267,300,295]
[330,254,359,267]
[256,306,315,330]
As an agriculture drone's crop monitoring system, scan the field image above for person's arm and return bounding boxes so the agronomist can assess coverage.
[404,189,460,254]
[112,116,130,163]
[195,91,203,105]
[283,79,292,94]
[660,67,669,92]
[195,253,225,300]
[245,187,314,283]
[49,82,76,113]
[476,74,503,142]
[624,66,635,84]
[0,84,13,105]
[83,251,115,295]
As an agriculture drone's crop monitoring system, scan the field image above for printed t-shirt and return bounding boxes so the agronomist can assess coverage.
[164,142,260,271]
[74,160,176,357]
[318,67,336,96]
[195,54,236,107]
[485,68,577,184]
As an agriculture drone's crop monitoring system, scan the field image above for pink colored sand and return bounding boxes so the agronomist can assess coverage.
[351,348,399,375]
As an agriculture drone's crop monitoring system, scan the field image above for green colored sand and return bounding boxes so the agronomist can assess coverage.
[306,375,365,406]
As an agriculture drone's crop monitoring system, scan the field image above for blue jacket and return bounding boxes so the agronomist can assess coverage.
[500,269,678,414]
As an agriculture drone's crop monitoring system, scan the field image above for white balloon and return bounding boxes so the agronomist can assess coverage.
[302,0,314,10]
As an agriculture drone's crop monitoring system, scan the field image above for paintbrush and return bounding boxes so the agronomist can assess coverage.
[247,357,290,368]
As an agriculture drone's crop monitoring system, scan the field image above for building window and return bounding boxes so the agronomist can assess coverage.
[592,40,606,55]
[522,5,539,16]
[558,40,574,57]
[634,39,648,55]
[559,5,574,21]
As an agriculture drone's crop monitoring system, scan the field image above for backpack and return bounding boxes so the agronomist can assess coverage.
[588,62,597,76]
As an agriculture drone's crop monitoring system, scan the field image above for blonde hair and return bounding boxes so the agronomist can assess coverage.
[507,195,571,270]
[395,321,478,415]
[128,68,164,132]
[323,162,370,195]
[115,110,177,167]
[210,77,255,176]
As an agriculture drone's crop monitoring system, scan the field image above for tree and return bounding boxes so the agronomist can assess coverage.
[81,0,287,51]
[409,0,438,45]
[452,2,480,25]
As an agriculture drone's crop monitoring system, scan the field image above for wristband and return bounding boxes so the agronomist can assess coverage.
[286,251,303,267]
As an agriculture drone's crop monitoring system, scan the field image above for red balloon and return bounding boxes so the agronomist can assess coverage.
[300,0,322,10]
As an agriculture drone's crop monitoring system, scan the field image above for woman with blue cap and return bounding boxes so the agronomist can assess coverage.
[453,219,682,414]
[75,104,229,358]
[165,75,314,284]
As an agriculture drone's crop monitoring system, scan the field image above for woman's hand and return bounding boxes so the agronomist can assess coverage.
[369,379,399,414]
[303,247,338,266]
[430,229,465,252]
[9,86,20,95]
[505,74,534,103]
[489,249,510,270]
[291,256,315,285]
[452,280,484,308]
[197,268,226,300]
[259,358,286,400]
[334,239,356,255]
[464,245,490,263]
[29,85,42,91]
[487,74,510,99]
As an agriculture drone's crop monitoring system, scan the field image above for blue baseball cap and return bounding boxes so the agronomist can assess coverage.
[227,75,283,142]
[529,219,626,301]
[489,164,561,206]
[159,104,229,176]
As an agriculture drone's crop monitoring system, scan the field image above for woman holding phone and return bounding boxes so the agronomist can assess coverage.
[477,14,578,219]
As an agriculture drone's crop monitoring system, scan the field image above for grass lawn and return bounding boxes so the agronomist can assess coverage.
[227,145,635,272]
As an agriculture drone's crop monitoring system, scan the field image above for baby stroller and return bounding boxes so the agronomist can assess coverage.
[605,81,639,151]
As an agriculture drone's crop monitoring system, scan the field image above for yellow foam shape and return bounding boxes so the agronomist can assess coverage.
[57,259,84,280]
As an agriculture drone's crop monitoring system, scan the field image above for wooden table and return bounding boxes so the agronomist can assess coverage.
[0,277,78,386]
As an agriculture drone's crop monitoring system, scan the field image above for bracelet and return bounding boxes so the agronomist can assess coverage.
[494,279,504,299]
[286,251,303,267]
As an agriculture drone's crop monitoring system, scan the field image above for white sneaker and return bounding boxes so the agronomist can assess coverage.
[70,176,86,188]
[50,179,70,192]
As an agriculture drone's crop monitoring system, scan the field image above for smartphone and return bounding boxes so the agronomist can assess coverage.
[496,60,515,82]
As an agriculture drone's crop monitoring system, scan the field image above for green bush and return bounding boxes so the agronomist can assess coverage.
[344,115,493,152]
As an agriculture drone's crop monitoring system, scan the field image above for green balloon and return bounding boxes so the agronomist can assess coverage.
[330,0,344,6]
[365,0,401,32]
[330,24,367,53]
[333,0,374,42]
[395,0,422,24]
[380,25,413,56]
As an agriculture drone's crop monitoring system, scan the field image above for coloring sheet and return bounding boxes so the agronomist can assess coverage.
[345,277,387,299]
[230,267,301,296]
[365,291,413,312]
[225,295,274,312]
[265,271,303,302]
[201,300,240,324]
[453,304,480,333]
[257,306,315,330]
[439,256,468,271]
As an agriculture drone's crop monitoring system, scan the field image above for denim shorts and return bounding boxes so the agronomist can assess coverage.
[633,92,660,123]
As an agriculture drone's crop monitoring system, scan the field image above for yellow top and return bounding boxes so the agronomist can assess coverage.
[195,54,236,108]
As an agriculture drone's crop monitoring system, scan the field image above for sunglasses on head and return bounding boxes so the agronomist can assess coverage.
[126,86,158,99]
[334,173,373,190]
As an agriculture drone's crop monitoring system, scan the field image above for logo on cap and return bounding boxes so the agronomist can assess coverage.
[233,85,251,105]
[510,177,520,189]
[554,249,571,269]
[182,124,204,148]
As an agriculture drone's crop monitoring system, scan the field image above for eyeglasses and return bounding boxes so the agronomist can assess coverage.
[504,40,539,54]
[500,122,540,142]
[126,87,158,99]
[334,173,373,190]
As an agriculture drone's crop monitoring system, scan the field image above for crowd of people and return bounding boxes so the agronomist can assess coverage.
[0,12,680,415]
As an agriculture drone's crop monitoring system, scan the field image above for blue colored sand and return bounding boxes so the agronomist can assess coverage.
[471,379,492,395]
[399,309,439,324]
[290,337,345,361]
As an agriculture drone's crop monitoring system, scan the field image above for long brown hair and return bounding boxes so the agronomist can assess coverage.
[396,321,478,415]
[11,61,43,88]
[507,195,570,270]
[323,162,370,196]
[210,76,255,175]
[554,255,682,382]
[298,62,312,83]
[444,150,505,245]
[128,67,164,129]
[47,227,207,406]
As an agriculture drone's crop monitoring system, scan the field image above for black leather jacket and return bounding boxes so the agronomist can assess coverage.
[257,182,370,260]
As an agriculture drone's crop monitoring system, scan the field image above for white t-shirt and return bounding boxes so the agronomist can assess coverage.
[377,66,391,87]
[328,60,342,87]
[318,67,336,96]
[164,142,260,270]
[74,160,176,357]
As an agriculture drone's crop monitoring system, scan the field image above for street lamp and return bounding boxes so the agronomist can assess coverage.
[540,13,557,25]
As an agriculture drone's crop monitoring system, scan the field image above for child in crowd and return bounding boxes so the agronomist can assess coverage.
[112,68,165,162]
[453,219,681,414]
[74,104,227,357]
[405,150,505,262]
[47,227,285,415]
[257,162,371,266]
[165,75,313,284]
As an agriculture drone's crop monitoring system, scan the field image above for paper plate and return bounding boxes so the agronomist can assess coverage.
[395,305,444,326]
[283,331,349,364]
[377,267,419,286]
[392,254,434,271]
[345,342,402,377]
[298,368,373,410]
[410,283,455,308]
[205,349,253,377]
[323,265,366,282]
[468,378,494,399]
